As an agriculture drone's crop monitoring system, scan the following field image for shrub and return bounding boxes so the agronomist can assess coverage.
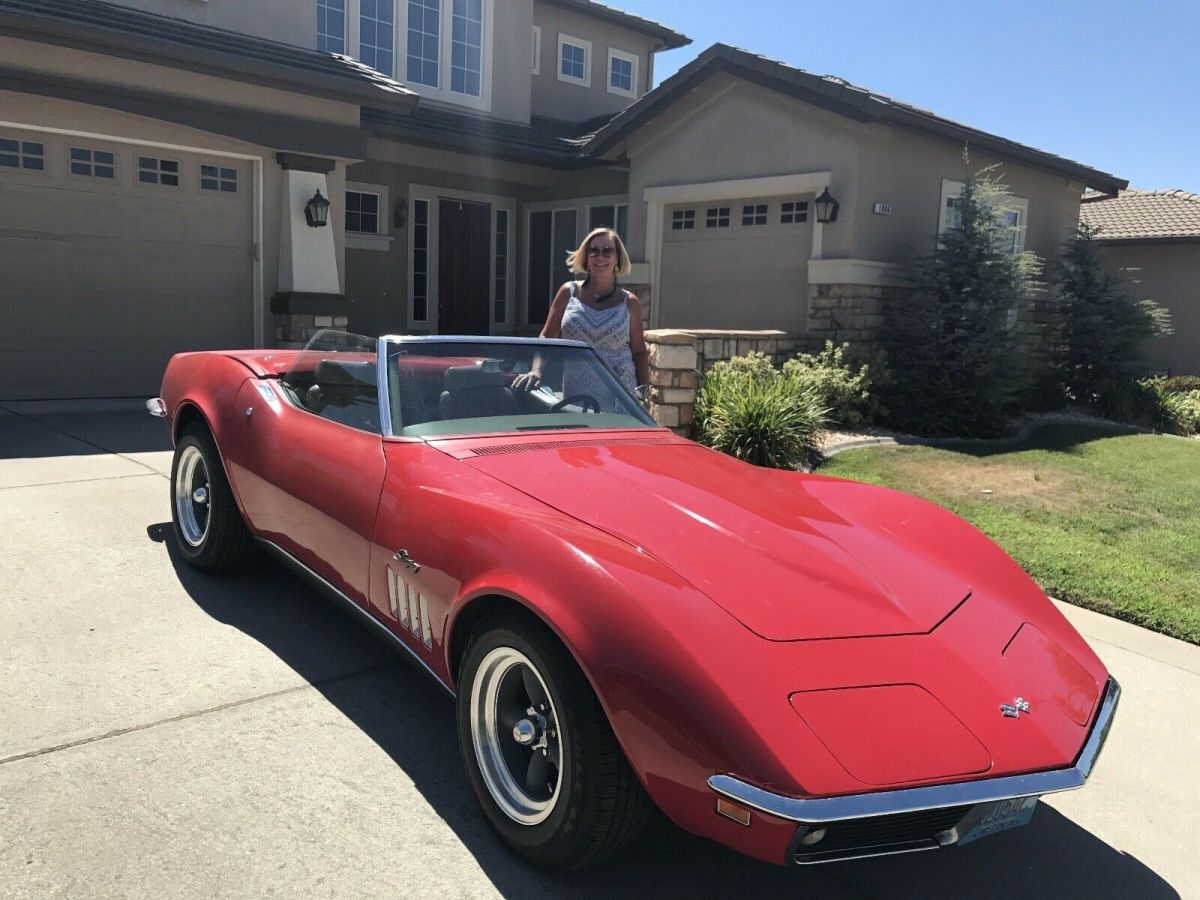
[1162,375,1200,395]
[1143,379,1200,436]
[883,166,1043,437]
[695,354,827,469]
[782,341,885,430]
[1051,223,1172,410]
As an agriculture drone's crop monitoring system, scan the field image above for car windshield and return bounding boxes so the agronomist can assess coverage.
[385,339,657,437]
[279,330,382,434]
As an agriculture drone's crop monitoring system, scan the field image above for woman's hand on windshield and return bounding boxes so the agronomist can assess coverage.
[511,371,542,392]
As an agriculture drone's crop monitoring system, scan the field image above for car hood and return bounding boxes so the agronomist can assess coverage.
[451,437,971,641]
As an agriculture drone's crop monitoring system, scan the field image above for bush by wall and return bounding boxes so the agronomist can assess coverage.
[694,353,827,469]
[782,341,885,430]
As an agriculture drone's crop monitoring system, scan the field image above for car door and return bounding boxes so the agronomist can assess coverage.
[225,377,386,605]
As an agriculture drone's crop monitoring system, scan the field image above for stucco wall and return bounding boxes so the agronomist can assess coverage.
[102,0,317,47]
[531,1,656,123]
[625,74,1088,271]
[1097,241,1200,376]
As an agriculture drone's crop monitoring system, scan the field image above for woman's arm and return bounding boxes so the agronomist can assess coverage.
[514,283,573,389]
[626,292,650,387]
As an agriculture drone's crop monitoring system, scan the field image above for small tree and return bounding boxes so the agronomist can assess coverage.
[1051,223,1171,410]
[883,166,1043,436]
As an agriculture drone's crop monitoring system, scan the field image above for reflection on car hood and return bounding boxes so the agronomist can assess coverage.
[456,439,970,641]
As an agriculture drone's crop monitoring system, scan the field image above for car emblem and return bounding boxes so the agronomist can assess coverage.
[393,549,421,574]
[1000,698,1031,718]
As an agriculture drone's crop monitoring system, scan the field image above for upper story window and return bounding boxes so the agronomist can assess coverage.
[607,49,637,98]
[318,0,346,53]
[407,0,440,86]
[360,0,396,76]
[450,0,483,96]
[939,179,1028,255]
[0,137,44,170]
[558,34,591,87]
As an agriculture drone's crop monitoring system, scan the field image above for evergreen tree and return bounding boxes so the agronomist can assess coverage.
[1051,223,1171,408]
[884,166,1043,436]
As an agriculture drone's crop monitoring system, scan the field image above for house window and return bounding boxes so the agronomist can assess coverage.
[450,0,483,97]
[407,0,440,87]
[607,49,637,98]
[781,200,808,224]
[742,204,767,226]
[70,148,115,178]
[494,209,508,324]
[0,138,44,170]
[587,203,627,236]
[138,157,179,186]
[360,0,395,76]
[318,0,346,53]
[938,179,1028,254]
[346,190,381,234]
[527,208,577,325]
[671,209,695,231]
[558,34,590,86]
[412,199,430,322]
[706,206,730,228]
[531,25,540,75]
[200,164,238,193]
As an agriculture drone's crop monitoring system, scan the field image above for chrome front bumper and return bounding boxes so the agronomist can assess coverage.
[709,676,1120,861]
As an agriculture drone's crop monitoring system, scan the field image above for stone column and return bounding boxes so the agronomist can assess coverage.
[644,330,698,436]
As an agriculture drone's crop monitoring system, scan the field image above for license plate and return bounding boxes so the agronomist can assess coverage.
[958,796,1038,846]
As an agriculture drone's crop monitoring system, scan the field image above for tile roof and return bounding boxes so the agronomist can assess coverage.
[542,0,689,49]
[1080,190,1200,241]
[586,44,1126,194]
[0,0,416,106]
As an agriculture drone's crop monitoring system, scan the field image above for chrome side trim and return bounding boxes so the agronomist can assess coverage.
[258,538,453,697]
[375,336,395,437]
[710,676,1120,825]
[146,397,167,417]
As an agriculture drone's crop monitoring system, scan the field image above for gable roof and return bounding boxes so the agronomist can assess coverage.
[0,0,416,108]
[541,0,689,50]
[585,43,1126,194]
[1080,189,1200,242]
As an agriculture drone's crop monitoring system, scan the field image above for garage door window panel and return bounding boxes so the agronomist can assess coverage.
[742,204,767,226]
[781,201,808,224]
[201,164,238,193]
[706,207,729,228]
[1,138,45,172]
[139,157,180,187]
[70,148,115,179]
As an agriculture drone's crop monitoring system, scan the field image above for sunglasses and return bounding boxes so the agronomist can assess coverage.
[587,246,616,257]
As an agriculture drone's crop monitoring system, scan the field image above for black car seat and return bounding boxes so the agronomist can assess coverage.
[439,363,518,420]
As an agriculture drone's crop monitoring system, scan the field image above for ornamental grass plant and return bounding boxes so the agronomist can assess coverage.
[694,353,827,469]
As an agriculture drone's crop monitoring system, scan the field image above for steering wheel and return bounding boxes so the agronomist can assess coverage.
[550,394,600,413]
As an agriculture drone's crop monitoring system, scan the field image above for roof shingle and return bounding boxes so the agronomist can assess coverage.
[1080,190,1200,241]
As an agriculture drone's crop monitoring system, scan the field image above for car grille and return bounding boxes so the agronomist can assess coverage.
[792,805,972,864]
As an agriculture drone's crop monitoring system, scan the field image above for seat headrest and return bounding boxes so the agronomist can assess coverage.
[443,362,504,391]
[314,358,377,388]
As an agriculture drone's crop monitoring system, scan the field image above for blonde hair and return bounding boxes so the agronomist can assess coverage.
[566,227,632,277]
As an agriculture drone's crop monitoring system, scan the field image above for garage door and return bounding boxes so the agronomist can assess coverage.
[659,196,813,331]
[0,128,254,399]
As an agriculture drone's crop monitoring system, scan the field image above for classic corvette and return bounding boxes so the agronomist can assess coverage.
[149,331,1119,870]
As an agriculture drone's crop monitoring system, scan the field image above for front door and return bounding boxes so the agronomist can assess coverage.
[438,198,491,335]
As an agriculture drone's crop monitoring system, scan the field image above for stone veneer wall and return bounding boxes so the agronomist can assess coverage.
[644,329,805,436]
[806,283,910,355]
[274,313,350,349]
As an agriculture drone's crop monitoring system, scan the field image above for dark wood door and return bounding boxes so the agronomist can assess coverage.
[438,198,491,335]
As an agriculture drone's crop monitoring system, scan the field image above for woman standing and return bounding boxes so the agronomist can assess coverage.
[517,227,649,398]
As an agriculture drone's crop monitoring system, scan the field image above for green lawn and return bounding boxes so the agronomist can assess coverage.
[819,425,1200,644]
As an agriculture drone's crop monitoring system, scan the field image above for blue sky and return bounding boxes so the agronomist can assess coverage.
[632,0,1198,191]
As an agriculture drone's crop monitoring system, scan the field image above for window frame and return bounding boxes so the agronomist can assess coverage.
[359,0,396,77]
[136,155,181,188]
[938,178,1029,255]
[0,136,47,174]
[557,33,591,87]
[741,203,768,226]
[346,181,394,250]
[317,0,347,53]
[67,146,117,181]
[606,48,638,98]
[531,25,541,75]
[199,162,239,195]
[398,0,494,110]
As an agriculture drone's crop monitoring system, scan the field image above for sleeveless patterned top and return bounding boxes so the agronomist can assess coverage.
[559,281,638,397]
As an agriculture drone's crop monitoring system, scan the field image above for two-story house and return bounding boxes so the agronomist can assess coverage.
[0,0,1125,400]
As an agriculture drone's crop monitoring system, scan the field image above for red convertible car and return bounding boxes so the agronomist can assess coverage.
[150,332,1119,870]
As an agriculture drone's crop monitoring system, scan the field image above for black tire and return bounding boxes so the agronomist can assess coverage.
[170,423,254,573]
[457,612,650,870]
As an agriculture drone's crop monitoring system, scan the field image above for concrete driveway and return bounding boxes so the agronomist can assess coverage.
[0,400,1194,899]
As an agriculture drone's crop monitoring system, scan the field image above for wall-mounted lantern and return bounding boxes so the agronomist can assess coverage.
[393,197,408,230]
[304,189,331,227]
[815,187,840,224]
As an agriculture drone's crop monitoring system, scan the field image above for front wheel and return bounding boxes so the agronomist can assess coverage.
[170,424,254,573]
[457,613,650,870]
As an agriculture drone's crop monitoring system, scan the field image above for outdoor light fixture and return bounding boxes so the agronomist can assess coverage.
[815,187,840,224]
[304,188,331,227]
[394,197,408,229]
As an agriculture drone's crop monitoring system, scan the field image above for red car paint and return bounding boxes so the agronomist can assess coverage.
[158,347,1112,866]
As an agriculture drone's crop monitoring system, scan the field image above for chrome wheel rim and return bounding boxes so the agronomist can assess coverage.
[175,445,210,548]
[470,647,563,826]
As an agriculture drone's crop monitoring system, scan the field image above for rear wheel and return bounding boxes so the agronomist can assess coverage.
[457,613,650,870]
[170,424,254,572]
